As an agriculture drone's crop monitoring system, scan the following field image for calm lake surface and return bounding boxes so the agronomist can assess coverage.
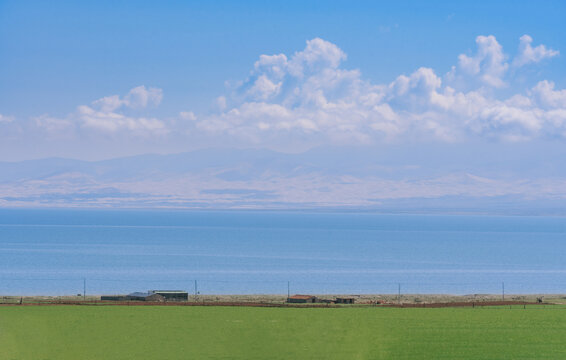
[1,209,566,295]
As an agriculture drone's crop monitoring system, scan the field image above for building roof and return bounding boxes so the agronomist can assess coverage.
[150,290,188,294]
[289,294,316,300]
[128,292,154,298]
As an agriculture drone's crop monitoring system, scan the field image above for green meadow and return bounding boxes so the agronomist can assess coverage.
[1,305,565,359]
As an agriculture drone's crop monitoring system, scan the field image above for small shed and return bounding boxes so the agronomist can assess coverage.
[287,295,317,303]
[335,297,355,304]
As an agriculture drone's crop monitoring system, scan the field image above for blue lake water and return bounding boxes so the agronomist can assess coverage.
[1,209,566,295]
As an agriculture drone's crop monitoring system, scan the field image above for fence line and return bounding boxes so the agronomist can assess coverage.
[1,277,565,297]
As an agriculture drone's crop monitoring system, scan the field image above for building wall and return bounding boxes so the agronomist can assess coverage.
[335,298,355,304]
[146,294,165,302]
[287,297,316,303]
[152,291,189,301]
[288,298,308,303]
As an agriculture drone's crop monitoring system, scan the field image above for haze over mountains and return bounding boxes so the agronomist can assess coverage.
[2,144,565,214]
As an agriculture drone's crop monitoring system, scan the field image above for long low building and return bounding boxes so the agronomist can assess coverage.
[127,292,165,302]
[101,292,165,302]
[101,290,188,302]
[287,295,317,303]
[149,290,189,301]
[335,297,355,304]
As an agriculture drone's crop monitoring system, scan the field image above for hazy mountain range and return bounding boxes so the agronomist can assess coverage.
[2,145,566,215]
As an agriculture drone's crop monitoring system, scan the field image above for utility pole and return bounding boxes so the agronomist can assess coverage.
[398,283,401,305]
[83,278,86,299]
[502,282,505,301]
[194,280,198,300]
[287,281,290,300]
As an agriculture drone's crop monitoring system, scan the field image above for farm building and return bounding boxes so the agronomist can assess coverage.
[101,292,165,302]
[335,297,355,304]
[149,290,188,301]
[287,295,317,303]
[126,292,165,302]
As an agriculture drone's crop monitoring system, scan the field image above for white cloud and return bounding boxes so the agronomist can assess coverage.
[179,111,197,121]
[123,85,163,109]
[388,67,443,110]
[77,105,167,135]
[247,75,282,101]
[479,105,543,133]
[196,35,564,145]
[0,114,15,123]
[529,80,566,109]
[513,35,559,67]
[33,114,74,135]
[92,95,124,112]
[26,86,168,138]
[24,35,563,147]
[287,38,347,77]
[448,35,509,88]
[91,85,163,112]
[254,54,288,80]
[77,86,166,135]
[196,38,387,144]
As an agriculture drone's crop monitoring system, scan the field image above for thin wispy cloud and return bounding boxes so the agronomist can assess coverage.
[0,114,15,123]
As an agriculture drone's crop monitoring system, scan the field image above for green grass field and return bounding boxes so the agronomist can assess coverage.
[1,305,566,359]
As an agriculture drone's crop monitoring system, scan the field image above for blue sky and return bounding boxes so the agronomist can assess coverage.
[0,0,565,160]
[1,1,564,117]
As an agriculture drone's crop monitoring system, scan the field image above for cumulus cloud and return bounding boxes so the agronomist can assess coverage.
[512,35,559,68]
[196,38,386,143]
[254,54,288,79]
[24,35,564,147]
[388,67,442,109]
[447,35,509,88]
[247,75,282,101]
[195,35,564,145]
[75,86,167,135]
[287,37,347,77]
[123,86,163,109]
[24,86,168,138]
[447,35,559,89]
[529,80,566,109]
[91,86,163,112]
